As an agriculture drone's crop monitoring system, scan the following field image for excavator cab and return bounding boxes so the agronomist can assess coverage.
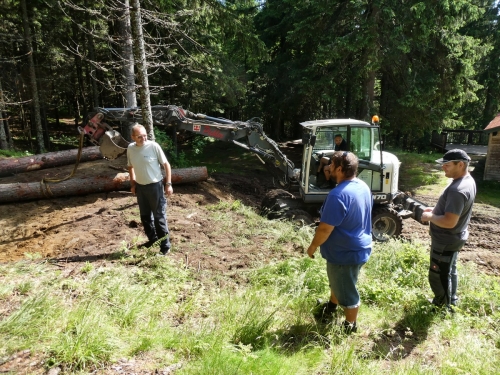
[298,119,388,202]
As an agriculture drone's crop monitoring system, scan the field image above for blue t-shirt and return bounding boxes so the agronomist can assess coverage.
[319,178,373,265]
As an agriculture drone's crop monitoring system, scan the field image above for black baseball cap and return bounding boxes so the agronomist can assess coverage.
[436,149,471,164]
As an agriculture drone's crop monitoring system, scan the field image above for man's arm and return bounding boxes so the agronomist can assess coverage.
[128,166,137,195]
[421,209,460,229]
[307,222,335,258]
[163,160,173,196]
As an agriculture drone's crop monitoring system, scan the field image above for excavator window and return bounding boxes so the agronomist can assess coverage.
[313,127,347,153]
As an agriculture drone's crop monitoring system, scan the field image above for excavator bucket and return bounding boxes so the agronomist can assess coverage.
[99,130,130,160]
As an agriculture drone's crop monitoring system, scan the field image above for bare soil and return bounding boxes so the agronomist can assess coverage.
[1,142,499,278]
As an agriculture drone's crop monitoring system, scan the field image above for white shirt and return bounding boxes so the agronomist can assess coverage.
[127,140,168,185]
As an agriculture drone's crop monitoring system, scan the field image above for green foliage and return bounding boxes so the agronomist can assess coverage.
[0,149,33,158]
[153,127,190,168]
[190,135,210,156]
[49,134,80,149]
[153,127,212,168]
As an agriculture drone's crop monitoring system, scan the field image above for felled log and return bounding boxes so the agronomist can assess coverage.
[0,146,103,178]
[0,167,207,203]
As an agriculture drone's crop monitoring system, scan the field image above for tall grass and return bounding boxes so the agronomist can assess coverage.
[475,180,500,207]
[1,200,499,373]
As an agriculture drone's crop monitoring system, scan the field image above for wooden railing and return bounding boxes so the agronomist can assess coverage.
[431,129,488,152]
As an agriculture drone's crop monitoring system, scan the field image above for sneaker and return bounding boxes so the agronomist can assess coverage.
[341,320,357,334]
[313,299,337,322]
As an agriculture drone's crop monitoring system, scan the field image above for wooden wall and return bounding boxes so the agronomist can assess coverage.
[484,131,500,181]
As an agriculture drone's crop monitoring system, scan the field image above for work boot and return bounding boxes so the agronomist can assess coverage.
[428,298,455,315]
[158,246,171,256]
[341,320,357,334]
[313,299,338,323]
[138,238,158,249]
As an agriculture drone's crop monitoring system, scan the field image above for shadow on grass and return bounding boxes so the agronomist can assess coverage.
[258,314,354,355]
[48,250,128,264]
[370,297,437,360]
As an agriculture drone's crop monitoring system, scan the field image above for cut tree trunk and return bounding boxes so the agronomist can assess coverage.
[0,146,103,178]
[0,167,207,203]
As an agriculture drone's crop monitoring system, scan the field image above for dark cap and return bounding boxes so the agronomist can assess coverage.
[435,149,471,164]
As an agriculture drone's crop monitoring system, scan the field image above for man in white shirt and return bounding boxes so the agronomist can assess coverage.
[127,125,173,255]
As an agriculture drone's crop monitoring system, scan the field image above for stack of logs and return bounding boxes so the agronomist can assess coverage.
[0,147,208,204]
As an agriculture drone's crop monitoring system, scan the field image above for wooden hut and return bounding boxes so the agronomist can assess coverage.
[483,114,500,181]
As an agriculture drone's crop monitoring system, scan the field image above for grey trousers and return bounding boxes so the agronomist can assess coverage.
[136,181,171,251]
[428,239,466,306]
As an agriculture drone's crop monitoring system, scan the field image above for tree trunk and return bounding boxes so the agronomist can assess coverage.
[20,0,44,154]
[118,0,137,142]
[85,0,100,109]
[0,146,103,177]
[0,78,9,150]
[0,167,208,203]
[73,18,88,125]
[130,0,154,140]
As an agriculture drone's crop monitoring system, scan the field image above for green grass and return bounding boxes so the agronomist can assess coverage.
[1,200,499,374]
[392,150,446,193]
[393,149,500,208]
[475,180,500,207]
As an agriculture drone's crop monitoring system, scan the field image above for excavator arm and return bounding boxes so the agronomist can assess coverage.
[79,105,296,187]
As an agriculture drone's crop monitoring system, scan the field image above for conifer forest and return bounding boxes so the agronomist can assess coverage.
[1,0,499,153]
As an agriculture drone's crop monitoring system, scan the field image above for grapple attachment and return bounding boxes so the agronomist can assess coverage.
[79,113,130,159]
[99,130,130,159]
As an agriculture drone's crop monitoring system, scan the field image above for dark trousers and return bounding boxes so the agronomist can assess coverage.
[428,240,466,306]
[136,181,170,251]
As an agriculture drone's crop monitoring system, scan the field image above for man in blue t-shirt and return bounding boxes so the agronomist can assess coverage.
[307,151,372,333]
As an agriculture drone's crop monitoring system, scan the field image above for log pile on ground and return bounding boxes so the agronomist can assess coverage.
[0,150,208,203]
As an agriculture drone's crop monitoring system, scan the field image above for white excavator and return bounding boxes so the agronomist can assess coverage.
[79,105,428,241]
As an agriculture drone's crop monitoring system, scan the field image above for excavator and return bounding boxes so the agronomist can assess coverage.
[79,105,428,241]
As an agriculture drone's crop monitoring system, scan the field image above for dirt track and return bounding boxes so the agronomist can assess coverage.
[1,147,499,276]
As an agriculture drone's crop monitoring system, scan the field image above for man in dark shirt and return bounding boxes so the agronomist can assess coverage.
[317,134,348,187]
[421,149,476,311]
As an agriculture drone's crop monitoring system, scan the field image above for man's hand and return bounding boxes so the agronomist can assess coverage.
[306,222,334,259]
[421,207,433,222]
[307,245,316,259]
[165,185,173,196]
[421,212,432,222]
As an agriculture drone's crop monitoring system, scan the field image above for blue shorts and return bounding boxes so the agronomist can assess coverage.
[326,262,365,309]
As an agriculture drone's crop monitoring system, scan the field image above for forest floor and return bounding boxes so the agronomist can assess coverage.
[1,140,500,278]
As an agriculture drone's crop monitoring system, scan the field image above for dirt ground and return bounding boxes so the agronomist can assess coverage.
[1,143,499,277]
